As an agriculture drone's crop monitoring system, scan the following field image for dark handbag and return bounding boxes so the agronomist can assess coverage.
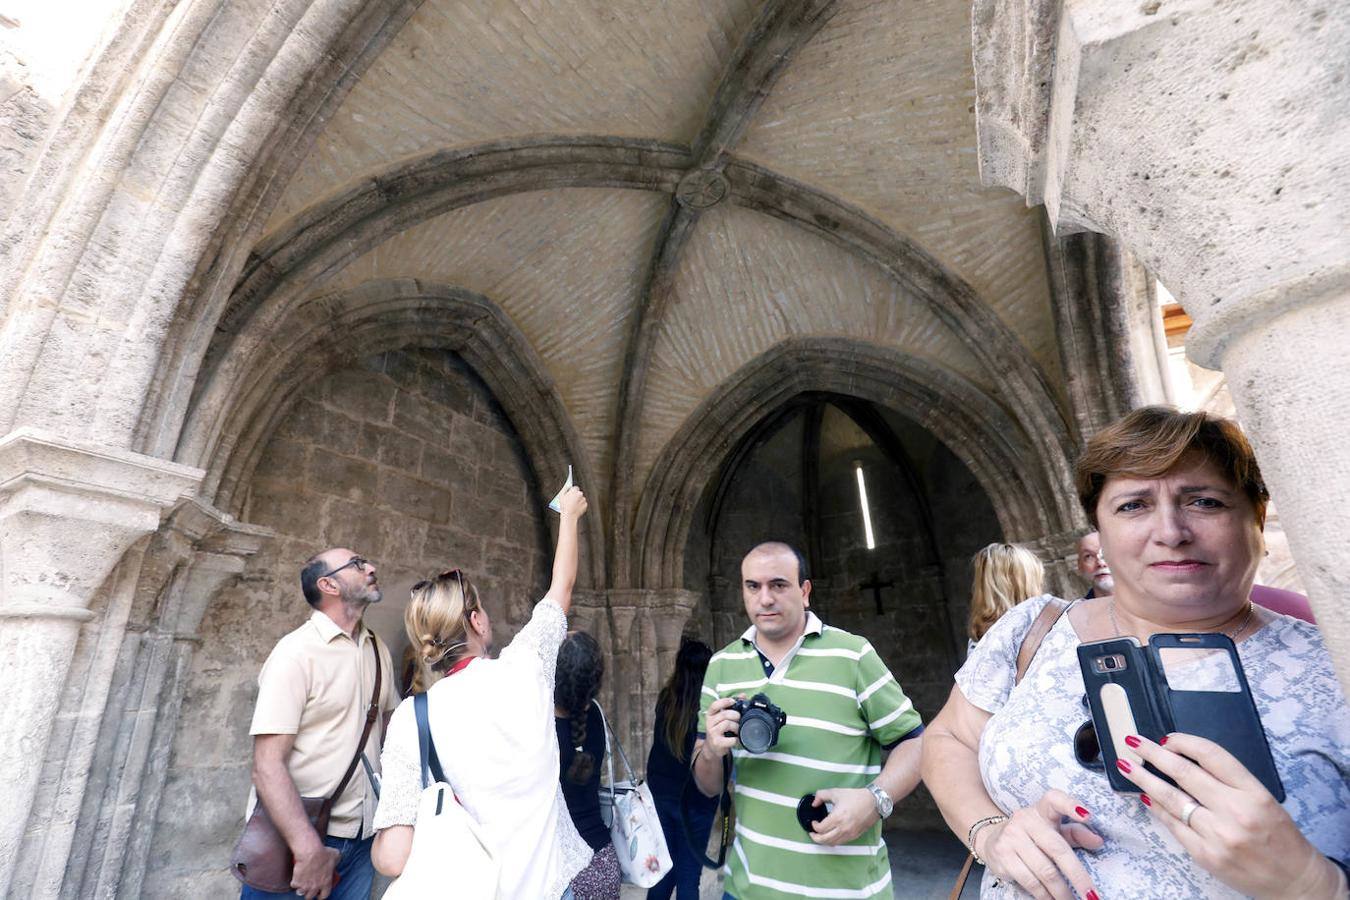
[230,635,383,892]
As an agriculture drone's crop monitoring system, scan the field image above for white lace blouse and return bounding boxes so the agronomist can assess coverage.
[374,598,593,899]
[956,595,1350,899]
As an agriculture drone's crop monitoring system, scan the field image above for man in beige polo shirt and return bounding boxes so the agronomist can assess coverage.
[243,548,397,900]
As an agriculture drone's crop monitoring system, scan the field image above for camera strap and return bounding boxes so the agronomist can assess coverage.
[683,750,733,870]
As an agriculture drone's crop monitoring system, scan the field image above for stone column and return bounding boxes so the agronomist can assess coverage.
[607,589,701,776]
[971,0,1350,694]
[0,430,201,895]
[63,502,269,900]
[1188,288,1350,685]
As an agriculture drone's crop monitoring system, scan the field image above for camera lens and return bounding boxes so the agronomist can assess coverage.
[740,713,774,754]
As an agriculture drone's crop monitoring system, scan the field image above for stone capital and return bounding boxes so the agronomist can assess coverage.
[0,429,204,615]
[162,499,272,637]
[606,588,702,615]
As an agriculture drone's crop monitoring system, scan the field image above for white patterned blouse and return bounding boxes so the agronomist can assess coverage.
[956,595,1350,899]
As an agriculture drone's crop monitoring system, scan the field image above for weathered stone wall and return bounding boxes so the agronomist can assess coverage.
[143,349,548,897]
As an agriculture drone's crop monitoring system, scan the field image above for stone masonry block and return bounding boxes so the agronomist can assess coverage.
[418,364,476,416]
[248,490,324,543]
[449,489,506,540]
[321,497,381,553]
[420,444,475,498]
[421,526,484,573]
[321,368,396,425]
[378,429,424,472]
[392,389,454,438]
[250,437,309,483]
[308,448,372,501]
[377,469,451,526]
[379,350,422,392]
[377,515,428,568]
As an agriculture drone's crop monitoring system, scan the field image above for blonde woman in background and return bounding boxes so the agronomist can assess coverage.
[371,486,592,900]
[967,543,1045,652]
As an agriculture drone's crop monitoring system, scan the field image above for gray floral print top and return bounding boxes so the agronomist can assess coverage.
[956,595,1350,899]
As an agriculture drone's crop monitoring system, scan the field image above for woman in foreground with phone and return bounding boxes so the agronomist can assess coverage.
[922,407,1348,899]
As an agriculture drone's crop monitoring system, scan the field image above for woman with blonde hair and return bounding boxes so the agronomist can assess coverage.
[371,486,593,900]
[968,543,1045,649]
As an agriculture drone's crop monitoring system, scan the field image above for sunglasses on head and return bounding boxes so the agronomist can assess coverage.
[413,568,467,595]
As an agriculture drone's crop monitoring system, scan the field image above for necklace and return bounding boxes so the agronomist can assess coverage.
[1108,598,1255,642]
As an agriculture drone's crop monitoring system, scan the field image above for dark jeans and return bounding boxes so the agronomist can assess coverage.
[239,834,374,900]
[648,796,715,900]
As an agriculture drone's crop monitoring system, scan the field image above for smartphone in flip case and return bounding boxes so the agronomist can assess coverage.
[1077,633,1284,801]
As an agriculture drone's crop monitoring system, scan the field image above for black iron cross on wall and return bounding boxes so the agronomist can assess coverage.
[859,572,895,615]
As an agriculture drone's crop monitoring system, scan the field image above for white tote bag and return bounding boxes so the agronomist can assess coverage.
[383,693,500,900]
[595,702,674,888]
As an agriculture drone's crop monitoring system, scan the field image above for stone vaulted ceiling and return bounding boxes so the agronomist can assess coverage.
[245,0,1066,581]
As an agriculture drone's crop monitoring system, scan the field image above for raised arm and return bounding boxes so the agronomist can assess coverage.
[542,485,587,615]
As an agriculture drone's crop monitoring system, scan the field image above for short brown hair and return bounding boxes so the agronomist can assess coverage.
[1075,406,1269,528]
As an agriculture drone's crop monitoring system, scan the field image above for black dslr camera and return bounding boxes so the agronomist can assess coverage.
[730,693,786,754]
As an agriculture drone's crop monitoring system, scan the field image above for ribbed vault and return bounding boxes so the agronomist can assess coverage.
[170,136,1077,591]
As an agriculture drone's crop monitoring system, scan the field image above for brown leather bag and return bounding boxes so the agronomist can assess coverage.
[230,635,383,892]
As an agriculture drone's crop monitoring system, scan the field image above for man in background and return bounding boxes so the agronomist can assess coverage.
[243,549,397,900]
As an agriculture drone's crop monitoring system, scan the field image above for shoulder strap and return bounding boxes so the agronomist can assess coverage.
[1015,598,1069,685]
[684,750,732,870]
[948,851,976,900]
[323,634,383,814]
[414,692,446,788]
[593,701,635,783]
[593,700,615,792]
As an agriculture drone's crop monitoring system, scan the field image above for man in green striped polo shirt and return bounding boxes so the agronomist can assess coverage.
[693,542,924,899]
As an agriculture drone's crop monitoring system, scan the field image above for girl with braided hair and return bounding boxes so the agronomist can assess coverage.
[555,631,620,900]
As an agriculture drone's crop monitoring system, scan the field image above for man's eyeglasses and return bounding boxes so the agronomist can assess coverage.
[321,556,369,579]
[1073,695,1103,770]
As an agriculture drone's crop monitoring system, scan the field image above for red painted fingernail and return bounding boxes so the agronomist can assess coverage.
[1075,806,1091,819]
[1124,735,1141,749]
[1159,735,1169,746]
[1116,758,1132,774]
[1140,793,1152,807]
[1087,891,1101,900]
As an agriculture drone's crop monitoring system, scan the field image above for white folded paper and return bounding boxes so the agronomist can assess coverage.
[548,465,574,513]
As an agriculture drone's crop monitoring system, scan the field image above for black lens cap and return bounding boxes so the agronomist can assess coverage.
[796,793,829,832]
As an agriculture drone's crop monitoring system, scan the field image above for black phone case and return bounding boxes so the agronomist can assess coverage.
[1077,633,1284,801]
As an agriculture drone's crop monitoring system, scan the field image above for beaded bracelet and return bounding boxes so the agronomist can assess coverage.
[967,814,1008,865]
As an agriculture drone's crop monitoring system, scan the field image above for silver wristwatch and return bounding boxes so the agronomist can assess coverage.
[865,782,893,818]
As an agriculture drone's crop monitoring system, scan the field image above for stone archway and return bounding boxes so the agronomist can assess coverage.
[632,336,1084,595]
[176,277,604,588]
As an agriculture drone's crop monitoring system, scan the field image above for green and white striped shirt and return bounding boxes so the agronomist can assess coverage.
[698,612,922,899]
